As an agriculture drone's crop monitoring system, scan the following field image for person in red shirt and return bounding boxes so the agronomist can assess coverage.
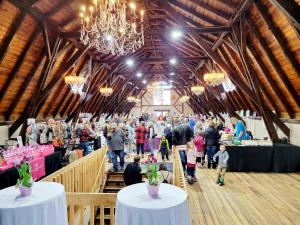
[135,122,148,158]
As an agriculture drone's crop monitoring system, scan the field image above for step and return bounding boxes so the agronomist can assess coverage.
[103,186,122,193]
[106,177,125,183]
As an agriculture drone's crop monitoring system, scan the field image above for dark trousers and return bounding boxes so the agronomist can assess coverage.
[80,141,89,156]
[136,143,144,155]
[111,150,125,170]
[206,146,216,168]
[160,148,169,160]
[179,150,187,171]
[187,166,195,178]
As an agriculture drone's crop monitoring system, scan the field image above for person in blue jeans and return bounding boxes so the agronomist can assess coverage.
[107,123,126,172]
[204,121,220,169]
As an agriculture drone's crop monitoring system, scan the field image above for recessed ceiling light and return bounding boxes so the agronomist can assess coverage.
[136,72,142,77]
[169,80,174,83]
[171,30,182,40]
[169,58,177,65]
[142,80,147,84]
[169,72,175,76]
[105,34,113,42]
[125,58,134,67]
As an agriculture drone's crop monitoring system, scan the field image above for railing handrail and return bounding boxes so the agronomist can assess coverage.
[92,147,108,192]
[172,146,187,192]
[66,192,117,206]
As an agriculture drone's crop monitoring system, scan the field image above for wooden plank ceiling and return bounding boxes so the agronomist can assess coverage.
[0,0,299,139]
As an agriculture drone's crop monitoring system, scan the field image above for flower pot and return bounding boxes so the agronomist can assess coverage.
[145,180,161,198]
[19,185,32,197]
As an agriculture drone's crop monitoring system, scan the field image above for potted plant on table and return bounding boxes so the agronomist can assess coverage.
[16,161,34,197]
[145,155,161,198]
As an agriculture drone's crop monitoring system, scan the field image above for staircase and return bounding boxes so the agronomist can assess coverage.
[103,171,126,193]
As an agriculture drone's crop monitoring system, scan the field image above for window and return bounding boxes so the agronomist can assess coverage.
[153,81,171,105]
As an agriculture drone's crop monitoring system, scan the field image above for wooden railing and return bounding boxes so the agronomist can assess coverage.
[67,193,117,225]
[172,147,187,192]
[41,147,107,193]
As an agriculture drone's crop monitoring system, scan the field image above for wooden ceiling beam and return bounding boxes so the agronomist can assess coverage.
[247,19,300,108]
[0,28,39,103]
[268,0,300,31]
[254,1,300,78]
[45,0,73,17]
[0,11,26,65]
[166,0,224,26]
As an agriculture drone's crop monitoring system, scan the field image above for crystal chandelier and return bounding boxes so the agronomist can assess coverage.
[99,87,113,96]
[191,86,204,95]
[179,95,190,103]
[79,0,145,56]
[64,74,85,95]
[204,72,225,86]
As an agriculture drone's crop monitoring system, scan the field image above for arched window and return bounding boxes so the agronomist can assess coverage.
[152,81,171,105]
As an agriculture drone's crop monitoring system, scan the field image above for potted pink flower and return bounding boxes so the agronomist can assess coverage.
[16,161,34,197]
[145,156,161,198]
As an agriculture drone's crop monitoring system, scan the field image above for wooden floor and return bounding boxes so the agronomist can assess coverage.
[105,152,300,225]
[189,168,300,225]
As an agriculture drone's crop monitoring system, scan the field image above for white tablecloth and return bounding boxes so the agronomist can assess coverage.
[0,182,68,225]
[115,183,190,225]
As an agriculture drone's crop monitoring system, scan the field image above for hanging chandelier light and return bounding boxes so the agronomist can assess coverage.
[191,86,205,95]
[79,0,145,56]
[204,72,225,86]
[64,72,85,96]
[99,87,113,96]
[179,95,190,103]
[127,96,136,102]
[134,98,141,103]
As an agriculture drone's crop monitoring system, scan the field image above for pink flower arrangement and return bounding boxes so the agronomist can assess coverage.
[145,155,157,164]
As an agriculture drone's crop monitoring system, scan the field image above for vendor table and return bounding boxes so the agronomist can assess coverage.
[115,183,190,225]
[144,137,160,151]
[226,144,300,172]
[0,182,68,225]
[0,152,61,190]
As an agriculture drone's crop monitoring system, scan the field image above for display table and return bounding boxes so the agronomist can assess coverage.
[144,137,160,151]
[0,152,61,190]
[115,183,190,225]
[0,182,68,225]
[226,144,300,172]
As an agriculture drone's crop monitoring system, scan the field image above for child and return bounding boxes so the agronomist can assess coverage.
[213,144,229,186]
[193,130,205,167]
[186,142,197,184]
[159,135,170,161]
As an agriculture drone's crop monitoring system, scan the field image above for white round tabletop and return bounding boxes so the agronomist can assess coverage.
[0,182,68,225]
[115,183,190,225]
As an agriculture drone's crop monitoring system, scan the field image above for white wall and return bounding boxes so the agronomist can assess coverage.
[130,90,193,117]
[223,115,300,146]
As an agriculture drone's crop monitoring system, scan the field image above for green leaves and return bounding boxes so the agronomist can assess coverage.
[16,162,33,188]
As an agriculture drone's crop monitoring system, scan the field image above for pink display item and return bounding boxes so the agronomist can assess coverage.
[145,180,161,198]
[30,157,46,180]
[19,185,33,197]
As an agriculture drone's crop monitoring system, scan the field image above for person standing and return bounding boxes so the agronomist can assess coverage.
[125,121,135,158]
[213,145,229,186]
[172,118,194,172]
[148,121,156,155]
[79,123,96,156]
[231,118,247,140]
[164,124,173,149]
[107,123,126,172]
[159,135,170,161]
[135,122,147,158]
[204,121,220,169]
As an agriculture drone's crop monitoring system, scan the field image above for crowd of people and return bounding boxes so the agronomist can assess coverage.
[103,113,249,187]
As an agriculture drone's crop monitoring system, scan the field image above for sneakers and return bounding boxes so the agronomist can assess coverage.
[187,176,193,184]
[219,178,224,186]
[216,178,220,184]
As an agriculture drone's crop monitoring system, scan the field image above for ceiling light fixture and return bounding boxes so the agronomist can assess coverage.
[171,30,182,40]
[170,58,177,65]
[169,72,175,76]
[142,80,147,84]
[136,72,142,77]
[126,58,134,67]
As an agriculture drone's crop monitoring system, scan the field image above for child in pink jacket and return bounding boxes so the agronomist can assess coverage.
[193,130,205,167]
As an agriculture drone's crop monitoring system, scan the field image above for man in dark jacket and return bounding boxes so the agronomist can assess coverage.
[124,155,142,186]
[172,118,194,172]
[205,121,220,168]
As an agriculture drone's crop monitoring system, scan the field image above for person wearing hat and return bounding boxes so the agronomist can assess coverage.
[107,123,126,172]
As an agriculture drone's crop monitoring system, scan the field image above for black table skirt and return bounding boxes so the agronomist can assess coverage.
[0,152,61,190]
[226,144,300,172]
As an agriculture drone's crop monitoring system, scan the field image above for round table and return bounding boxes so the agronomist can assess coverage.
[115,183,190,225]
[0,182,68,225]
